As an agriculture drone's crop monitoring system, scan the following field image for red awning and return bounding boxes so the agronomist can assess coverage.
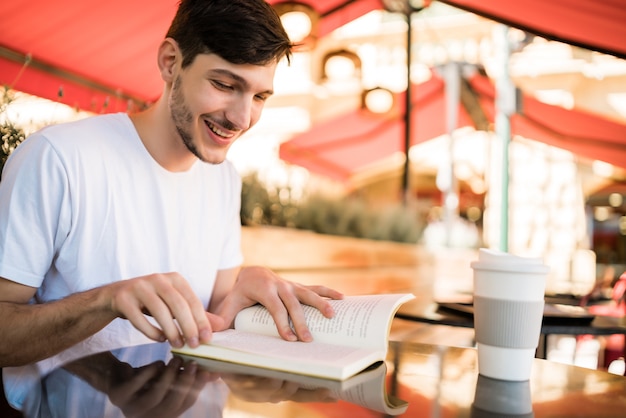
[440,0,626,60]
[2,0,625,172]
[0,0,382,113]
[279,72,474,182]
[468,74,626,170]
[2,1,626,114]
[279,70,626,182]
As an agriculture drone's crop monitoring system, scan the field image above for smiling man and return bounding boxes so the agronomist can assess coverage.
[0,0,342,368]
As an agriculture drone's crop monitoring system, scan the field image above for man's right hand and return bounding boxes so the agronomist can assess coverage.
[107,272,225,348]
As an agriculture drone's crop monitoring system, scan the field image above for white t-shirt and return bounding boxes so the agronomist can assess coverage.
[0,112,243,309]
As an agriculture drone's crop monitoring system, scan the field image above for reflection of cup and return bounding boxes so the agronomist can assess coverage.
[471,248,549,381]
[471,375,534,417]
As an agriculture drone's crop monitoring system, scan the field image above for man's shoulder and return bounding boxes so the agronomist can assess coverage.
[38,113,131,138]
[26,113,136,158]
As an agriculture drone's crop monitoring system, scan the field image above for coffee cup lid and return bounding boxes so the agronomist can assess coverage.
[471,248,549,274]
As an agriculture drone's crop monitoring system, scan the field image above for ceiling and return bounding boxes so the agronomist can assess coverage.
[1,0,626,114]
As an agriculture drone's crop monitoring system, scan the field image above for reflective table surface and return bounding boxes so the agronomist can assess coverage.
[4,330,626,418]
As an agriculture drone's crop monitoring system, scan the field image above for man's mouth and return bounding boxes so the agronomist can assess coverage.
[206,120,234,139]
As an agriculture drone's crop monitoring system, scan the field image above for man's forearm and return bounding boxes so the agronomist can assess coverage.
[0,288,116,367]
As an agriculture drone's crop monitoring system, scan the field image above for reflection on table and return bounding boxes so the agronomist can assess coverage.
[396,296,626,362]
[4,330,626,418]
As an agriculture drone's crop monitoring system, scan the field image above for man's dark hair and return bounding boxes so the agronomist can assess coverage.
[166,0,293,68]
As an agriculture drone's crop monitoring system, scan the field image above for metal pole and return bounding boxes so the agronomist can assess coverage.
[495,24,512,252]
[402,10,412,205]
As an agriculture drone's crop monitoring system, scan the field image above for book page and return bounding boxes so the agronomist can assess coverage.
[175,329,384,380]
[234,293,414,351]
[211,329,372,363]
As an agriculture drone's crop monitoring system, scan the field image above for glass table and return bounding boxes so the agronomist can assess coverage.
[3,329,626,417]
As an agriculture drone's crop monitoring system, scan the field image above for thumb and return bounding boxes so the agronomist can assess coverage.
[212,300,243,332]
[206,311,228,332]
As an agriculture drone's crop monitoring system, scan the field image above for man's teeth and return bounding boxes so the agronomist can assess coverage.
[207,122,231,138]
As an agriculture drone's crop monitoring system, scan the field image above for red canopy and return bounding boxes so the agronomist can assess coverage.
[0,0,383,113]
[468,75,626,170]
[440,0,626,60]
[279,72,474,182]
[2,0,626,114]
[279,71,626,182]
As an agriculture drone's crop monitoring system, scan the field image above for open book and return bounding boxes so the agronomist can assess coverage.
[175,354,409,415]
[172,293,414,380]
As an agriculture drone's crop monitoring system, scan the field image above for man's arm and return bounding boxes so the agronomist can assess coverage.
[209,266,344,342]
[0,277,117,367]
[0,273,223,368]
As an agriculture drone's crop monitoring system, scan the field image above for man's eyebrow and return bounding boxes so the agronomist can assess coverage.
[209,68,274,96]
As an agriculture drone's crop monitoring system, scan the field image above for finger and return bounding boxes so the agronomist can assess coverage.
[214,297,243,332]
[298,286,344,318]
[168,275,214,347]
[140,290,186,348]
[205,312,226,335]
[114,292,167,343]
[261,293,298,342]
[306,285,344,301]
[277,284,312,342]
[190,312,225,346]
[295,287,340,319]
[157,290,200,348]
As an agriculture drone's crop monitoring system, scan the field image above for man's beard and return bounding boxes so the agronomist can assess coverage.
[170,75,218,164]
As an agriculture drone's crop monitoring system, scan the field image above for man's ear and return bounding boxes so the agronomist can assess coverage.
[157,38,180,83]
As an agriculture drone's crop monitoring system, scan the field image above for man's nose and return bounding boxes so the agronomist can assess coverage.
[225,97,254,131]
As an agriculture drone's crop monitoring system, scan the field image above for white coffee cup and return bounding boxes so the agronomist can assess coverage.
[471,248,549,381]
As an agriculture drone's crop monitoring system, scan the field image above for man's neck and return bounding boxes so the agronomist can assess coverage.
[129,102,197,172]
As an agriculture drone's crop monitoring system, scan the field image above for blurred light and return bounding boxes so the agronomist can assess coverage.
[412,62,433,84]
[571,249,596,295]
[534,89,574,109]
[464,39,480,64]
[609,193,623,208]
[362,87,395,114]
[592,160,615,177]
[281,11,312,43]
[469,178,487,194]
[274,2,318,47]
[454,162,473,181]
[325,55,358,80]
[620,216,626,235]
[608,359,626,375]
[444,193,459,210]
[608,92,626,119]
[594,207,610,222]
[466,206,482,222]
[321,49,361,81]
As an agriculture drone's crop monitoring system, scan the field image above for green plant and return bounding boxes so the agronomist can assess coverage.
[0,88,26,179]
[240,172,425,243]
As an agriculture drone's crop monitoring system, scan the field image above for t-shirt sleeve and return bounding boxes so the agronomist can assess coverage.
[0,133,71,287]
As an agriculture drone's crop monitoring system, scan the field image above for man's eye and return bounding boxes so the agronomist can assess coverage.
[212,80,233,90]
